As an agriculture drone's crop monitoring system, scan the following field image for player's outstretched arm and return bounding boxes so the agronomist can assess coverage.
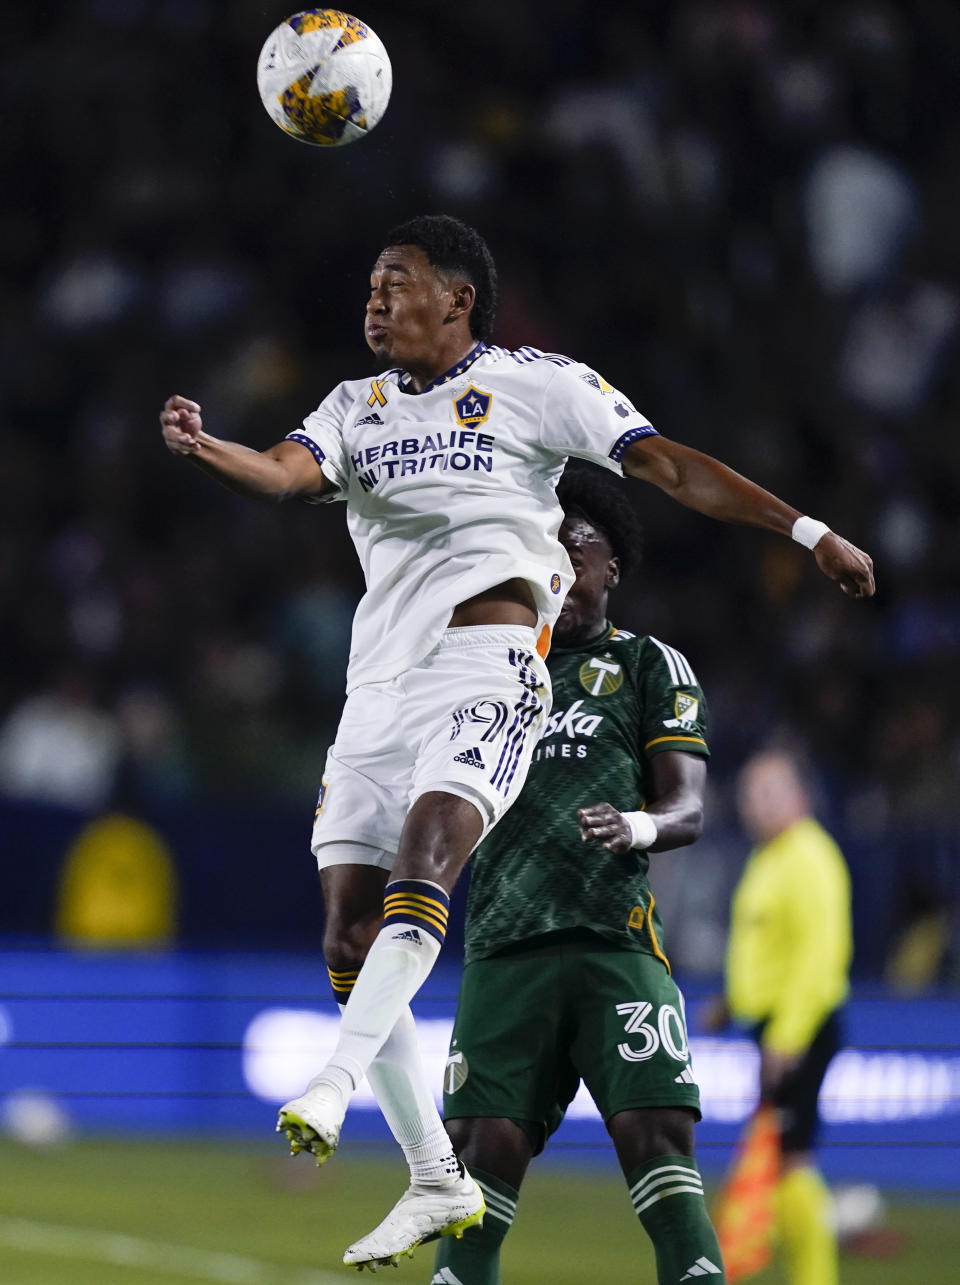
[578,751,707,855]
[159,394,333,503]
[621,434,875,598]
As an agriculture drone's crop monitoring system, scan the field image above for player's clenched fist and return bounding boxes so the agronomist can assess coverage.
[813,531,875,599]
[160,394,204,455]
[578,802,632,854]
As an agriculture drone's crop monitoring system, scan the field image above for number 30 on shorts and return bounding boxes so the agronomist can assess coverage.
[615,1000,689,1063]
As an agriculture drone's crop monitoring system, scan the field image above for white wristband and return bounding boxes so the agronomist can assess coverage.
[791,515,830,550]
[623,810,658,850]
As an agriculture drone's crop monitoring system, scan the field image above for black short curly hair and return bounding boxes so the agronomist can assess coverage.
[383,214,498,344]
[556,463,643,580]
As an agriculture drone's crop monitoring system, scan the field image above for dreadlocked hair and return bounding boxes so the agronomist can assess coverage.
[556,462,643,580]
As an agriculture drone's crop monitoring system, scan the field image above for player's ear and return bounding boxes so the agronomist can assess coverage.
[606,557,620,589]
[449,281,475,323]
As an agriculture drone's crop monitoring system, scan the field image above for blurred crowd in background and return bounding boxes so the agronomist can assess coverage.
[1,0,958,977]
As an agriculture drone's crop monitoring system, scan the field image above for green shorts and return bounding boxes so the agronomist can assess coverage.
[443,931,701,1153]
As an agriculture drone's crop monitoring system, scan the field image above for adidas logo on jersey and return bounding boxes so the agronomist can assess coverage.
[452,746,485,769]
[432,1269,466,1285]
[391,928,423,944]
[680,1257,722,1278]
[674,1066,697,1085]
[354,412,384,427]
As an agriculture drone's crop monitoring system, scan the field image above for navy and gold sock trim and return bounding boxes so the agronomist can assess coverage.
[327,967,359,1002]
[383,879,450,944]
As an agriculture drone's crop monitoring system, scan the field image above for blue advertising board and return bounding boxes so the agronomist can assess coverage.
[1,947,957,1190]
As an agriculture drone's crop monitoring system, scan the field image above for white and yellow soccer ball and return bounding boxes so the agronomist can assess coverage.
[257,10,392,147]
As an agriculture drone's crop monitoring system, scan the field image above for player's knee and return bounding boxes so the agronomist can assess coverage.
[322,911,382,971]
[608,1106,696,1167]
[320,861,390,968]
[445,1116,533,1188]
[394,790,485,890]
[444,1117,475,1156]
[446,1116,502,1168]
[656,1106,697,1156]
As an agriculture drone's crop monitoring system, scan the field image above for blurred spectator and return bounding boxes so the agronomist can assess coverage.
[839,279,958,415]
[804,145,917,296]
[0,672,122,811]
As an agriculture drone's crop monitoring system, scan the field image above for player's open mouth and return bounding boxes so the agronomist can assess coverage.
[367,324,388,339]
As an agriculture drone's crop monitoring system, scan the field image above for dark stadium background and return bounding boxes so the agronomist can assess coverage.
[0,2,958,1279]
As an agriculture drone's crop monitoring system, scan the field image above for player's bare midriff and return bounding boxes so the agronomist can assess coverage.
[449,577,537,629]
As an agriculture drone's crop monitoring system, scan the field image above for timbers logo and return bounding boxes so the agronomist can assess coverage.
[579,654,624,697]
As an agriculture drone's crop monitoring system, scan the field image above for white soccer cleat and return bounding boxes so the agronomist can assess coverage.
[343,1166,485,1271]
[275,1080,342,1166]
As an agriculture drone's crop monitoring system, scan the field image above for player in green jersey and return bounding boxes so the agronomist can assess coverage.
[433,466,725,1285]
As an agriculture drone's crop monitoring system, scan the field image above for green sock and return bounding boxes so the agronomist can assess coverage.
[629,1154,726,1283]
[431,1167,518,1285]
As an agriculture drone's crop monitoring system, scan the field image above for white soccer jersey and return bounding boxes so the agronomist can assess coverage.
[287,343,658,691]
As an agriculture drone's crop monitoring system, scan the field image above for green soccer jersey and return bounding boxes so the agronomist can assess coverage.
[463,622,709,966]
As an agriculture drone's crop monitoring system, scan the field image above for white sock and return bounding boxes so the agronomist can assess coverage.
[316,914,443,1125]
[340,1002,459,1186]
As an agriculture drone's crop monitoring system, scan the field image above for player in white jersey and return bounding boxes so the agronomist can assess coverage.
[287,342,651,692]
[160,215,874,1271]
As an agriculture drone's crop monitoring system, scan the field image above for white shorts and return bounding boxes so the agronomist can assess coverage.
[312,626,551,871]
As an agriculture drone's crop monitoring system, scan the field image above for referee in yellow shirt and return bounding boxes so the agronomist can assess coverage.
[718,750,852,1285]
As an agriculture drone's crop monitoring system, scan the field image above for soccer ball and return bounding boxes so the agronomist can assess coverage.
[257,10,392,147]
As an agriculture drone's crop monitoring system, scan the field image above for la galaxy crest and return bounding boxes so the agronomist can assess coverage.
[454,385,492,427]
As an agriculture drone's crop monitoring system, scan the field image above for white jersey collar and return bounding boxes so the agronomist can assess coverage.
[398,342,487,395]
